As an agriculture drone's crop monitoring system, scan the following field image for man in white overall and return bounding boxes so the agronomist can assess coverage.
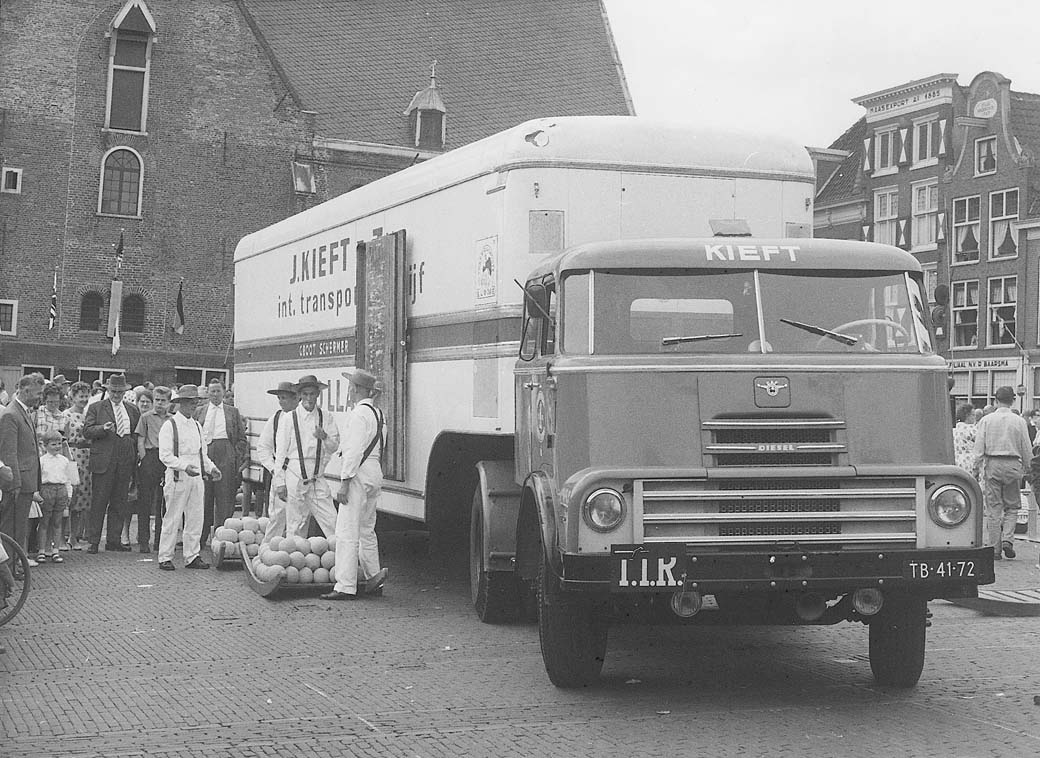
[273,375,339,539]
[322,369,388,600]
[157,385,221,571]
[256,381,299,546]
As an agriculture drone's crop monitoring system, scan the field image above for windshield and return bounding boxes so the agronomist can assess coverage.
[562,270,932,355]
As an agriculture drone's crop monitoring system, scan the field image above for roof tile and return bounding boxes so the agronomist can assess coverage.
[241,0,631,147]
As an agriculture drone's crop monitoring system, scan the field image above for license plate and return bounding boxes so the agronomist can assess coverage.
[904,558,977,580]
[613,550,685,590]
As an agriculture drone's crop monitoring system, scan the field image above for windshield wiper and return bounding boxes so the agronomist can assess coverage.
[779,318,857,346]
[661,333,742,346]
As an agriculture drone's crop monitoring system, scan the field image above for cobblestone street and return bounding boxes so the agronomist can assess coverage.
[2,532,1039,757]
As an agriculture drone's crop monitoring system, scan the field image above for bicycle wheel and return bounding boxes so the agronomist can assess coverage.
[0,531,31,627]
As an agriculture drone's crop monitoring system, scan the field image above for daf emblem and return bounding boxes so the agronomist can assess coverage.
[756,379,788,397]
[754,376,791,408]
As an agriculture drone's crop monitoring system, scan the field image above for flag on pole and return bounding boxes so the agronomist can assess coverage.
[48,269,58,330]
[111,307,121,356]
[115,231,124,259]
[173,281,185,334]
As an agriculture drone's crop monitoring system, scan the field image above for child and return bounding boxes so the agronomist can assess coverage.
[134,386,171,552]
[38,430,79,564]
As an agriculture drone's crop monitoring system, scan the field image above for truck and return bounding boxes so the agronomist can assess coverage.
[233,116,993,688]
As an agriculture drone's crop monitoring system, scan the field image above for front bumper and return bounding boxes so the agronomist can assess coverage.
[561,545,995,599]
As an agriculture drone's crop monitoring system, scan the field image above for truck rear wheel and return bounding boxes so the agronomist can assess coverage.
[470,490,519,623]
[868,595,927,688]
[537,545,607,688]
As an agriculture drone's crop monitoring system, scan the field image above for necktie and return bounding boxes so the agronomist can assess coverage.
[115,404,128,436]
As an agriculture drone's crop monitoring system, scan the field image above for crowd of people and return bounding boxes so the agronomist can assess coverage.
[952,385,1037,562]
[0,369,389,601]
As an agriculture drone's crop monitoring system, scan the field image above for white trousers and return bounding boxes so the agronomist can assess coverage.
[333,459,382,595]
[282,468,337,539]
[159,472,204,564]
[259,481,303,546]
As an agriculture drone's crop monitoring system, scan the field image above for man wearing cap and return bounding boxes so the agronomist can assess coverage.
[83,374,141,553]
[272,375,339,539]
[194,378,248,536]
[974,385,1033,560]
[256,381,299,545]
[321,368,388,600]
[157,384,222,570]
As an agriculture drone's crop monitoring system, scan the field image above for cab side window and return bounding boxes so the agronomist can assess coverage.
[541,282,557,355]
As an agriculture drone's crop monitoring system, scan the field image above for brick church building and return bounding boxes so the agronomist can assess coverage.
[0,0,632,389]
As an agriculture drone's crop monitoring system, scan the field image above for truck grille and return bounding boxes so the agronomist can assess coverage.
[704,418,845,466]
[638,477,916,547]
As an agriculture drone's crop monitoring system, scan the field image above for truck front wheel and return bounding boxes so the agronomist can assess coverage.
[537,546,607,688]
[868,595,927,688]
[470,490,519,623]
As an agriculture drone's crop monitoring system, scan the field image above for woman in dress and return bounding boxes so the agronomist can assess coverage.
[952,402,980,478]
[63,381,93,549]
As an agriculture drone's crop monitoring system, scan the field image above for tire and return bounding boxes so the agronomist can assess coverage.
[0,532,31,627]
[868,595,927,688]
[537,541,607,688]
[470,490,519,623]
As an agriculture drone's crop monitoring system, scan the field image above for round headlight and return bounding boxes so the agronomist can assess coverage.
[928,485,970,527]
[582,488,625,532]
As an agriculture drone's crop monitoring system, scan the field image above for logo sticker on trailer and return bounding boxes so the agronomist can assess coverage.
[475,236,498,301]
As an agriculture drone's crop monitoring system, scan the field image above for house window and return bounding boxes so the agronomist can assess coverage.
[989,188,1019,259]
[952,196,981,264]
[22,366,53,380]
[874,129,896,175]
[122,294,145,333]
[0,299,17,335]
[80,292,105,331]
[873,187,898,245]
[174,367,228,387]
[951,280,979,348]
[99,148,142,216]
[975,136,997,176]
[1,167,22,194]
[922,265,937,304]
[911,181,938,249]
[913,118,938,167]
[105,1,155,134]
[987,276,1017,346]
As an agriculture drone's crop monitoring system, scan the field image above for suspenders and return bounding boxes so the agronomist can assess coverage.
[281,408,323,483]
[170,417,205,482]
[359,404,384,467]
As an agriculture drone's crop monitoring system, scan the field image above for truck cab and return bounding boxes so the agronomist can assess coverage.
[487,237,994,688]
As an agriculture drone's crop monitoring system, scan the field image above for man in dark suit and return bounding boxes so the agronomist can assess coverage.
[0,373,45,561]
[194,378,247,538]
[83,374,141,553]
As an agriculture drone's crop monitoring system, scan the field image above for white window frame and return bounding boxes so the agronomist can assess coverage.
[952,195,981,265]
[873,186,898,245]
[989,188,1019,260]
[97,145,144,218]
[975,136,997,177]
[987,275,1017,348]
[873,128,897,177]
[104,25,154,134]
[21,365,54,380]
[912,116,939,169]
[951,280,979,350]
[0,299,18,336]
[174,366,229,387]
[910,179,938,252]
[921,264,938,305]
[1,167,22,194]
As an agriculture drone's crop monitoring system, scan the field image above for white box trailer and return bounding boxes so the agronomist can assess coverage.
[232,115,815,544]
